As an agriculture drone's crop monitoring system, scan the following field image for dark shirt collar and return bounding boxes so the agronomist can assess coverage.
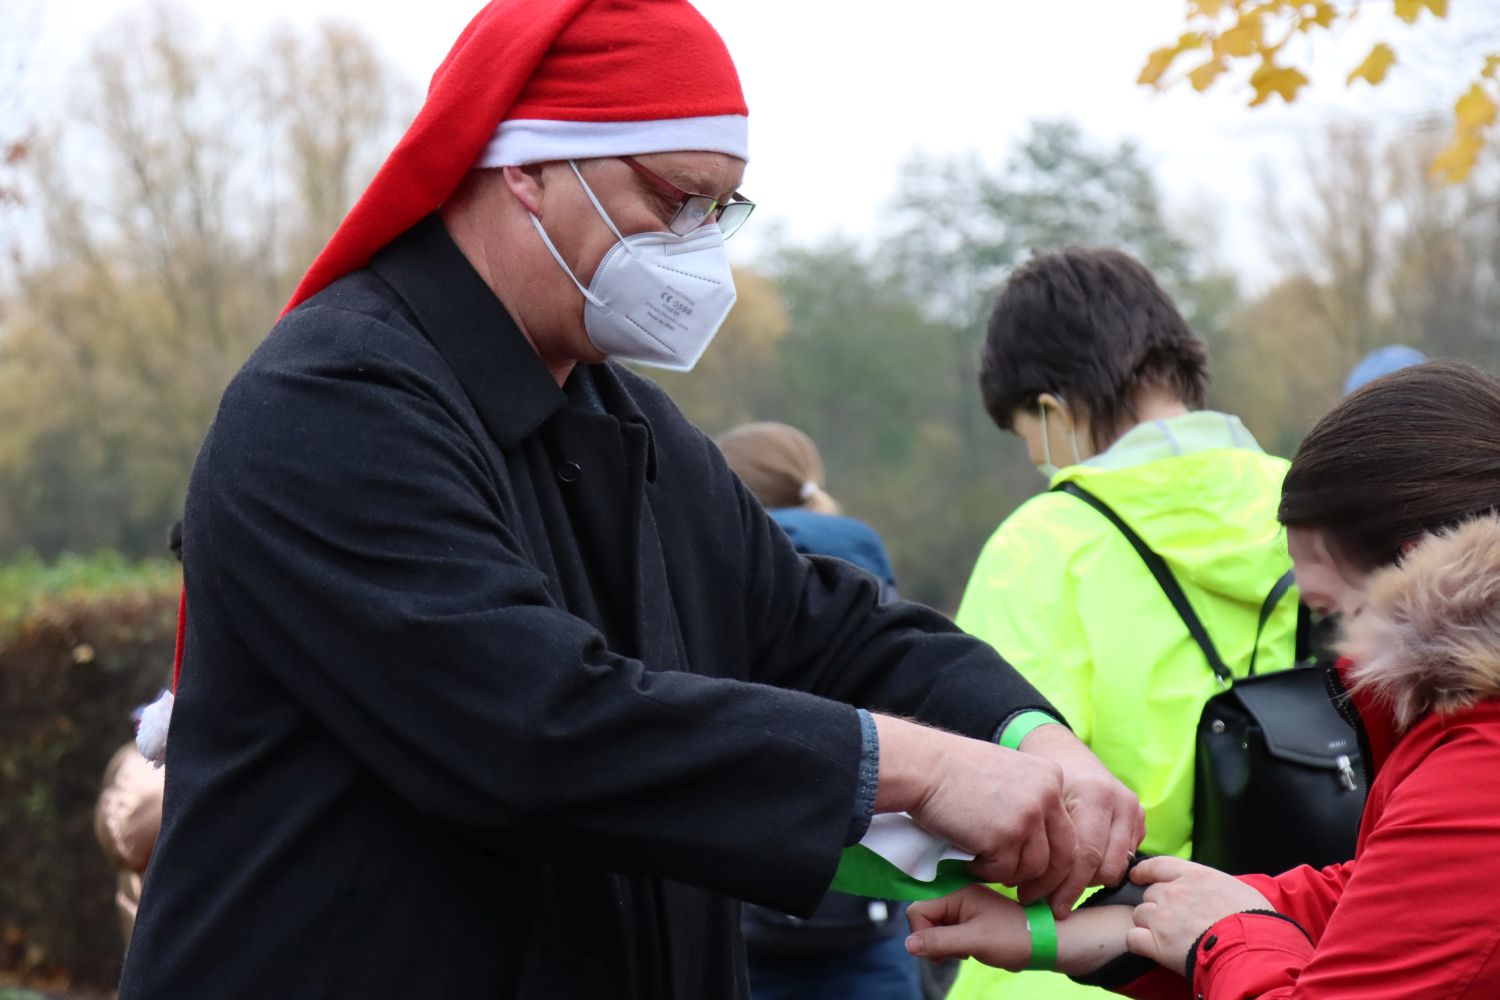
[370,214,565,448]
[369,215,658,477]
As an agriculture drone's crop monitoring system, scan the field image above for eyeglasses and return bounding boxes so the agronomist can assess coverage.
[619,156,756,239]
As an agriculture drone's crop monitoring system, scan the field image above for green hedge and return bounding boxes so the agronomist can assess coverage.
[0,558,178,991]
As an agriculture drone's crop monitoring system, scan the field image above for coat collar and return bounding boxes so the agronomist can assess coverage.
[369,214,658,477]
[370,214,566,448]
[1339,515,1500,746]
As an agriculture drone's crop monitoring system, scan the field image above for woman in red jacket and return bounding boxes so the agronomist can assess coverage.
[904,360,1500,997]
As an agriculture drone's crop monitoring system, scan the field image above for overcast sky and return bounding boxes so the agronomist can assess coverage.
[13,0,1489,290]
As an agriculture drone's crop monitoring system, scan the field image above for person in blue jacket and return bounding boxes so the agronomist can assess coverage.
[718,421,912,999]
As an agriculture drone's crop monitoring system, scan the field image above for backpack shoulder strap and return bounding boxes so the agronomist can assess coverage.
[1248,569,1297,677]
[1053,481,1233,685]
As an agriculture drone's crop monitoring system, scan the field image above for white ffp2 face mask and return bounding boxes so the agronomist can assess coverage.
[529,161,738,373]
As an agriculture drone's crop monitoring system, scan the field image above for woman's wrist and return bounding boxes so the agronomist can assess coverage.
[1055,905,1135,976]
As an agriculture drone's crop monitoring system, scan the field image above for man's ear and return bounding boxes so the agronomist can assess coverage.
[502,163,547,216]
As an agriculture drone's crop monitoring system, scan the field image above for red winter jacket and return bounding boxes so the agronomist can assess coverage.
[1127,517,1500,998]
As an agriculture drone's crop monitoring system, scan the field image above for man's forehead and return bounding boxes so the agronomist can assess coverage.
[634,150,746,195]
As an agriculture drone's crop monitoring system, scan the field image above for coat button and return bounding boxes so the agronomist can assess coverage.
[557,461,581,484]
[1203,934,1217,951]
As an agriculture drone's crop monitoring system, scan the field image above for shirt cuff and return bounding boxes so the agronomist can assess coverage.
[993,708,1064,749]
[847,709,880,846]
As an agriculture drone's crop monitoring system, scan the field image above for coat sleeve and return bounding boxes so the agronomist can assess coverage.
[709,442,1059,743]
[1192,728,1500,998]
[1236,862,1352,945]
[189,317,864,916]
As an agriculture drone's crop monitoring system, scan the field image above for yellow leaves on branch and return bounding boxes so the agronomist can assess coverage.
[1347,44,1396,87]
[1434,84,1499,182]
[1393,0,1448,23]
[1141,0,1496,184]
[1213,15,1263,59]
[1249,61,1309,106]
[1189,59,1230,93]
[1138,33,1205,88]
[1431,131,1484,183]
[1456,82,1499,130]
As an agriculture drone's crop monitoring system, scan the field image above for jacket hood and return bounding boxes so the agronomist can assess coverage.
[1060,445,1291,610]
[1340,514,1500,734]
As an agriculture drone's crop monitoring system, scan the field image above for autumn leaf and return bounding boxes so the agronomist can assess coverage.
[1214,16,1264,58]
[1188,58,1230,92]
[1485,54,1500,80]
[1249,62,1309,105]
[1139,45,1182,87]
[1347,43,1396,87]
[1190,0,1227,17]
[1300,2,1337,30]
[1394,0,1446,23]
[1430,130,1483,183]
[1138,34,1205,87]
[1455,82,1499,130]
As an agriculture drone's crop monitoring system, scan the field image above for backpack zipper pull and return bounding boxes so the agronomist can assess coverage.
[1336,754,1358,791]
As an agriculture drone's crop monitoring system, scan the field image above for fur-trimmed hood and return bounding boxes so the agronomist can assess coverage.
[1340,514,1500,734]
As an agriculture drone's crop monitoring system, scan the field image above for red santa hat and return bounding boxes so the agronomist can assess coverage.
[145,0,748,765]
[284,0,749,314]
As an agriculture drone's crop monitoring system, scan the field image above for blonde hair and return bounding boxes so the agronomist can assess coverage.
[716,422,841,514]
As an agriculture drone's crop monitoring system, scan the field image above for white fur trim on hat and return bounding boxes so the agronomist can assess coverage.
[476,114,749,168]
[135,689,174,767]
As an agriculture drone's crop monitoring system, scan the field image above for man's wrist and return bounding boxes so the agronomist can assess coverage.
[997,709,1063,751]
[847,709,880,845]
[871,714,946,814]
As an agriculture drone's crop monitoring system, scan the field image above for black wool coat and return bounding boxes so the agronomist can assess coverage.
[118,216,1054,1000]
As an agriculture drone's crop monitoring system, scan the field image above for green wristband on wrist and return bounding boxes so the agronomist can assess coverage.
[999,710,1060,751]
[1024,900,1058,971]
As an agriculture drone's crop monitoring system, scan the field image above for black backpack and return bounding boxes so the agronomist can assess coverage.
[1056,482,1366,875]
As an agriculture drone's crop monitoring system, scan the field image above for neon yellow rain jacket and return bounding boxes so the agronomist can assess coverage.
[948,412,1294,1000]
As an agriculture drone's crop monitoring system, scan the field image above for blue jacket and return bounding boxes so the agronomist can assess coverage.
[770,509,897,599]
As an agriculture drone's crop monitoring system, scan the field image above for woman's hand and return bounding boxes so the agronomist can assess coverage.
[1126,856,1274,972]
[905,885,1032,970]
[906,885,1137,976]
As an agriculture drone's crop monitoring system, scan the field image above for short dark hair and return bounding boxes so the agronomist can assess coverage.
[1280,360,1500,571]
[978,247,1208,452]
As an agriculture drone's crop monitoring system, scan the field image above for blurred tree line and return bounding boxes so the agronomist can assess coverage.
[2,7,1499,612]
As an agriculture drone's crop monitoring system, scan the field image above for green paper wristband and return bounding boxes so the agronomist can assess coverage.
[1024,900,1059,971]
[999,710,1061,751]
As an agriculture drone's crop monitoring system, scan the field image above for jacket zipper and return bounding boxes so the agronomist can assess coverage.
[1324,664,1375,796]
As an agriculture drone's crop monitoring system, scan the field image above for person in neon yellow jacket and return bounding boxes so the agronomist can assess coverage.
[945,248,1295,999]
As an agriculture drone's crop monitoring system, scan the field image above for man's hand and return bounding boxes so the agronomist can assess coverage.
[1126,856,1273,973]
[1017,723,1145,917]
[873,715,1077,898]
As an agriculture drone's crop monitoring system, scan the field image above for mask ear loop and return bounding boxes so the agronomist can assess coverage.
[568,160,639,258]
[1048,394,1085,466]
[1039,405,1054,471]
[528,213,608,310]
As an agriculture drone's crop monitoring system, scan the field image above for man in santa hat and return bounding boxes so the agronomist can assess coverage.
[118,2,1141,997]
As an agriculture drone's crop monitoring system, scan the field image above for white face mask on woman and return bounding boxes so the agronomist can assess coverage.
[528,161,738,372]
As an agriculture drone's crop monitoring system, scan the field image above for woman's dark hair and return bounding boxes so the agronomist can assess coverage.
[979,247,1209,453]
[1279,360,1500,570]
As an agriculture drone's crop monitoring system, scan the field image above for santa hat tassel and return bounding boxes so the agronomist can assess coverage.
[136,584,185,766]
